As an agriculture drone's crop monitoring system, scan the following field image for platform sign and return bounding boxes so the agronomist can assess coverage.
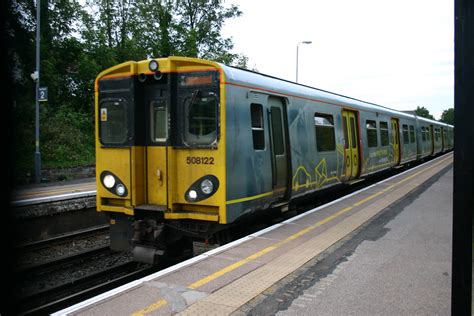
[38,87,48,102]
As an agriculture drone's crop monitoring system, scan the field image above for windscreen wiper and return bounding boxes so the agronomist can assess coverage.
[189,89,201,107]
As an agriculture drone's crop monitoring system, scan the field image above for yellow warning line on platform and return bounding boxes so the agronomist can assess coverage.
[131,299,167,316]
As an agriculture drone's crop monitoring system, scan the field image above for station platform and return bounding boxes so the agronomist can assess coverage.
[54,153,453,315]
[11,177,96,206]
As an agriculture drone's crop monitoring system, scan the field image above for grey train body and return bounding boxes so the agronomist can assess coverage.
[222,65,453,223]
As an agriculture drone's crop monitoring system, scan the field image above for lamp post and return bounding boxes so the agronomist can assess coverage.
[34,0,41,183]
[296,41,312,83]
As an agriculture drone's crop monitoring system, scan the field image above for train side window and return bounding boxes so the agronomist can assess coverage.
[350,118,357,149]
[343,116,349,149]
[270,107,284,155]
[402,124,409,144]
[379,121,389,146]
[250,103,265,150]
[366,120,377,147]
[409,125,415,143]
[421,127,426,141]
[314,113,336,152]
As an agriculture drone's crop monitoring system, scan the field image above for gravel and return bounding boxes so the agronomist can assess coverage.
[16,232,134,299]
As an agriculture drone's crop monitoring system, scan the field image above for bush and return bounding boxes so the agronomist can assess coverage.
[40,105,95,169]
[14,104,95,173]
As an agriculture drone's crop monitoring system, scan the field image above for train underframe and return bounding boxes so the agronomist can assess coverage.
[108,210,232,264]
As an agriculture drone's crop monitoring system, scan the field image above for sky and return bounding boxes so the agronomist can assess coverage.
[222,0,454,120]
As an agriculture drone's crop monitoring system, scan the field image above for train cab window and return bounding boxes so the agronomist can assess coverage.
[402,124,409,144]
[379,121,389,146]
[409,125,415,143]
[150,99,167,142]
[99,99,128,145]
[314,113,336,152]
[250,103,265,150]
[366,120,378,147]
[184,91,218,145]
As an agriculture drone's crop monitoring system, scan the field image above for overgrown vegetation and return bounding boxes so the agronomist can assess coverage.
[8,0,247,173]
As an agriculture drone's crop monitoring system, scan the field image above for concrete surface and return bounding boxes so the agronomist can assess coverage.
[274,168,452,315]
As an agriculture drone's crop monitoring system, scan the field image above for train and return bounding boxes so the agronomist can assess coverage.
[95,57,453,263]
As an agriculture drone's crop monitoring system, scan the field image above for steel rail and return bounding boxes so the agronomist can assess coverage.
[17,245,112,273]
[16,224,109,252]
[18,261,152,315]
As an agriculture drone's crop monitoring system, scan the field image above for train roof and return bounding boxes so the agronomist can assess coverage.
[219,63,453,128]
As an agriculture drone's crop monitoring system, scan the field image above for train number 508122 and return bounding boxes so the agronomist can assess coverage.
[186,157,215,165]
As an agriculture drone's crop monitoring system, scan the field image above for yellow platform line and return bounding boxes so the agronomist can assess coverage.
[131,154,452,315]
[131,299,167,316]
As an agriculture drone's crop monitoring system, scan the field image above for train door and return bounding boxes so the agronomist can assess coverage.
[441,128,445,151]
[267,96,289,200]
[390,118,400,165]
[145,86,169,208]
[342,110,360,180]
[429,125,434,155]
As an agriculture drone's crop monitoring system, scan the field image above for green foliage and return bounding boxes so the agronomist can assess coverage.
[415,106,435,120]
[10,0,246,173]
[40,105,95,168]
[440,108,454,125]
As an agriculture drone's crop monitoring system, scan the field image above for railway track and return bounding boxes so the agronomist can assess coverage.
[15,225,191,315]
[19,260,154,315]
[16,224,109,253]
[15,226,119,315]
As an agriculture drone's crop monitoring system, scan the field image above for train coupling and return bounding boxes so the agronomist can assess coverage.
[131,219,166,264]
[132,245,164,264]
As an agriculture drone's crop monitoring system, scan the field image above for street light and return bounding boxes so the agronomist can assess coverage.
[296,41,312,83]
[34,0,41,183]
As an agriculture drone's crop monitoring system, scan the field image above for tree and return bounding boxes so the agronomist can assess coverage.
[415,106,435,120]
[173,0,242,63]
[440,108,454,125]
[9,0,249,174]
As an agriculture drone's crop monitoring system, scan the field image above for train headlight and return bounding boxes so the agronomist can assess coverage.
[100,171,128,197]
[200,179,213,195]
[188,190,198,201]
[103,175,116,188]
[185,175,219,202]
[149,60,159,72]
[116,184,126,196]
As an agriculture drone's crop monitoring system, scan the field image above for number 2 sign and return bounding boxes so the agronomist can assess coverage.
[38,87,48,102]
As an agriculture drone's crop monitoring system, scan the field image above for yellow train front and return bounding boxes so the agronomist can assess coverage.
[96,57,226,263]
